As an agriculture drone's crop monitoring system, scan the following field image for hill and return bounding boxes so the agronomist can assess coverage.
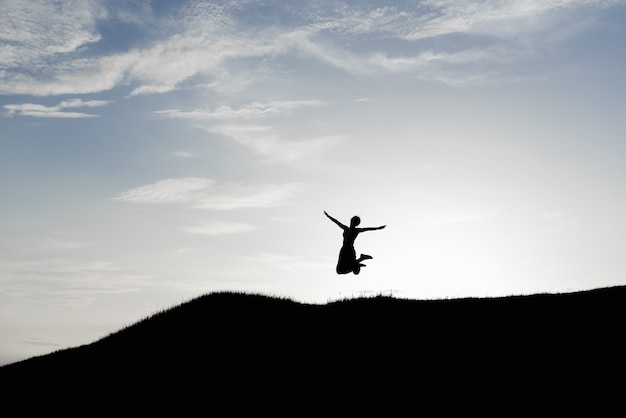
[2,286,625,410]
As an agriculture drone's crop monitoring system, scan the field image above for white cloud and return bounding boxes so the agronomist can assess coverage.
[421,211,499,225]
[174,151,196,159]
[290,0,619,83]
[34,237,92,251]
[155,100,326,120]
[0,53,133,96]
[0,0,619,96]
[155,99,341,165]
[250,252,330,271]
[181,221,257,235]
[4,98,111,118]
[399,0,613,40]
[0,1,247,96]
[123,12,279,96]
[371,50,491,71]
[115,177,305,210]
[114,177,215,204]
[193,182,305,210]
[365,47,513,84]
[0,257,152,308]
[106,0,153,26]
[0,0,104,65]
[208,125,346,166]
[543,211,566,220]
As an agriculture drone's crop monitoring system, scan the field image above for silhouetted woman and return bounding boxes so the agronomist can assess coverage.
[324,211,386,275]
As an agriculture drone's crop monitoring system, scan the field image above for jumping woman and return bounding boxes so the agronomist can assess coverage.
[324,210,386,275]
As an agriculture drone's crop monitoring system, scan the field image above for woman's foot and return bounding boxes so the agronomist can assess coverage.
[353,263,367,275]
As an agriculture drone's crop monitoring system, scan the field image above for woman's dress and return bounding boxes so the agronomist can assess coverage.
[336,228,359,274]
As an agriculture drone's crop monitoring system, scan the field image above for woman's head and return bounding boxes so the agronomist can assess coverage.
[350,216,361,227]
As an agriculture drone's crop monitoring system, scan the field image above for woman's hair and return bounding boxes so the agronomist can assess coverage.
[350,216,361,227]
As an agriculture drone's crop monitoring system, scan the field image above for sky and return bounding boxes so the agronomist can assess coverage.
[1,0,626,365]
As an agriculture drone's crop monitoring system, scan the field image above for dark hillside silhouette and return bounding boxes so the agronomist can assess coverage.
[2,286,625,412]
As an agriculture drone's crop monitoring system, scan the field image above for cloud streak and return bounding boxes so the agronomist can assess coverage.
[208,125,347,166]
[115,177,305,210]
[0,257,151,308]
[181,221,257,235]
[155,100,326,120]
[3,98,111,118]
[405,0,611,40]
[155,99,343,165]
[421,211,499,225]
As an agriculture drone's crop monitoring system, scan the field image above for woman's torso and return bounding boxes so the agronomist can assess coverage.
[342,227,358,247]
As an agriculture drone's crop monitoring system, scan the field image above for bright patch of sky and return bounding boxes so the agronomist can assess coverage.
[2,0,626,364]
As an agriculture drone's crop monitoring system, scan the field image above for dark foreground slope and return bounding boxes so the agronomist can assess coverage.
[2,286,625,410]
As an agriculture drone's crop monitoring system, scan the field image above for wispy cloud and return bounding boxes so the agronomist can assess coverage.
[208,125,347,166]
[193,182,306,210]
[0,0,104,65]
[155,100,326,120]
[406,0,610,40]
[115,177,305,210]
[115,177,214,204]
[181,221,257,235]
[364,47,517,84]
[543,211,566,220]
[284,0,615,82]
[0,257,152,308]
[155,99,341,165]
[303,0,613,42]
[0,1,249,96]
[4,99,111,118]
[22,338,62,348]
[422,211,498,225]
[173,151,196,159]
[250,252,331,272]
[370,50,491,71]
[0,0,618,96]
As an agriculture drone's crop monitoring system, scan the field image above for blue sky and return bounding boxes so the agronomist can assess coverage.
[2,0,626,364]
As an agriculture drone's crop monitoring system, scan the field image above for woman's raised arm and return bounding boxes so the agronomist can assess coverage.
[324,211,347,230]
[359,225,386,232]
